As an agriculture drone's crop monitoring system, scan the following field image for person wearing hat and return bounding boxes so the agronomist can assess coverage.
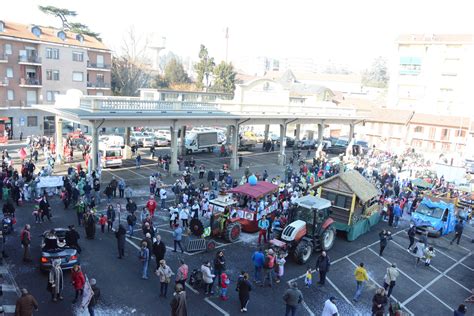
[15,288,38,316]
[88,278,101,316]
[282,282,303,316]
[322,296,338,316]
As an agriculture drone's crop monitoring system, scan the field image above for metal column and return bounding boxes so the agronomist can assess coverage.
[123,127,132,159]
[91,122,99,172]
[295,124,301,141]
[170,125,179,173]
[318,123,324,143]
[348,123,355,143]
[54,116,63,162]
[278,123,287,165]
[264,124,270,141]
[230,124,239,170]
[179,125,186,156]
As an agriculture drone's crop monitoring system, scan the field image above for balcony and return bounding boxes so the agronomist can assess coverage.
[18,55,42,65]
[19,78,42,88]
[87,81,111,89]
[0,79,9,87]
[0,53,7,63]
[87,62,111,71]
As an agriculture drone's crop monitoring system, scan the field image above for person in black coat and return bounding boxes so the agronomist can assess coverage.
[152,235,166,270]
[379,230,392,256]
[65,225,81,253]
[106,205,116,232]
[115,224,126,259]
[39,195,51,222]
[315,251,330,285]
[236,272,252,312]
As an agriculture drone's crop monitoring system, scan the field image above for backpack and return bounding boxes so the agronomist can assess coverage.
[264,255,274,269]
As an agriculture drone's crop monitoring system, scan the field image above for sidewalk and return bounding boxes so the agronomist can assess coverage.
[0,264,21,315]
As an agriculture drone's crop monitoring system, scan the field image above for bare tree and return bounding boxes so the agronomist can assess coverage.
[112,27,152,96]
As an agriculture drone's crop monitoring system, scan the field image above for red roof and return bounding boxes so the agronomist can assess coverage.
[229,181,278,199]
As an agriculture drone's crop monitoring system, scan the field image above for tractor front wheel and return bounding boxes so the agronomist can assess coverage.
[294,240,313,264]
[321,226,336,251]
[225,222,241,243]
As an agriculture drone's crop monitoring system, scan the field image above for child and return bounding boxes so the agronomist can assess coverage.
[276,253,286,283]
[99,214,107,233]
[424,246,435,266]
[304,267,312,287]
[220,272,230,301]
[32,205,41,224]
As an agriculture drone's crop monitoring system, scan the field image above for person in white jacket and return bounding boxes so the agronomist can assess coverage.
[179,207,189,228]
[383,263,399,298]
[201,261,215,295]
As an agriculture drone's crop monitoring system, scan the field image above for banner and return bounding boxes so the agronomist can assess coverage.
[37,176,64,188]
[81,275,93,309]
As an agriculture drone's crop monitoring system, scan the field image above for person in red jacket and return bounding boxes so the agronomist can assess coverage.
[146,196,157,219]
[71,264,85,304]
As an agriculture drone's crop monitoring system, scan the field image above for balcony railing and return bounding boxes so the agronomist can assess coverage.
[87,82,110,89]
[18,55,42,64]
[19,78,42,86]
[87,62,111,70]
[0,53,7,62]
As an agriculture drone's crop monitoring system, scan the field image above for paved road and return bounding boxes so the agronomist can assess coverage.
[1,144,473,315]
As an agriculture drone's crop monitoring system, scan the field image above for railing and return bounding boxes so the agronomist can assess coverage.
[93,99,220,112]
[18,55,42,64]
[87,82,110,88]
[0,53,7,62]
[87,62,111,69]
[19,78,41,86]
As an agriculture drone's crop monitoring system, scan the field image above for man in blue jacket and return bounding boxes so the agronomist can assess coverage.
[251,248,264,283]
[258,216,270,245]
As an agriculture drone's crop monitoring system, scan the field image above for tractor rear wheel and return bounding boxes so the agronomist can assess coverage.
[321,226,336,251]
[294,240,313,264]
[189,218,204,237]
[225,222,241,243]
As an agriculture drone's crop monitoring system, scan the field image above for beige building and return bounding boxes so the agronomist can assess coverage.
[387,34,474,116]
[0,20,111,137]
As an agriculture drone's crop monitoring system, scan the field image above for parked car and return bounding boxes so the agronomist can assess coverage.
[297,139,317,149]
[130,137,143,148]
[325,137,349,155]
[277,136,295,147]
[40,228,79,271]
[155,136,170,147]
[353,140,369,155]
[141,136,155,148]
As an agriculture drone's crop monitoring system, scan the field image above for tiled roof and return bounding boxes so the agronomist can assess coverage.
[397,34,474,44]
[0,20,109,51]
[411,113,471,128]
[367,108,414,125]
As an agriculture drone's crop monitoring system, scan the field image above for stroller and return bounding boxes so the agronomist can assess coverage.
[188,268,203,290]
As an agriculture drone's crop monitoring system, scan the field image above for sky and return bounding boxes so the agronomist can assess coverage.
[2,0,474,71]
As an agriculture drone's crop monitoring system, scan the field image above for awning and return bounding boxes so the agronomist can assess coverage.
[229,181,278,199]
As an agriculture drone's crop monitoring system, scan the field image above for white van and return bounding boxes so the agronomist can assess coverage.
[99,144,123,168]
[99,135,124,148]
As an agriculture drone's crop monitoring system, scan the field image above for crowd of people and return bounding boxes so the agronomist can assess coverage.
[2,136,472,316]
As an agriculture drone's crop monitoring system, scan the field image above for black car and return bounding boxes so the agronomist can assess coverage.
[325,138,349,155]
[40,228,80,271]
[277,137,295,147]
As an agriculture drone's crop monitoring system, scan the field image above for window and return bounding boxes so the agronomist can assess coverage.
[31,26,41,37]
[72,72,83,82]
[6,67,13,78]
[96,73,105,83]
[96,55,104,67]
[335,195,347,208]
[76,34,84,43]
[46,70,60,81]
[441,128,449,140]
[57,31,66,41]
[455,130,466,138]
[429,127,436,139]
[46,91,60,102]
[72,51,84,62]
[0,21,4,32]
[414,126,424,133]
[27,116,37,127]
[46,48,59,60]
[4,44,12,55]
[96,92,104,96]
[7,90,14,101]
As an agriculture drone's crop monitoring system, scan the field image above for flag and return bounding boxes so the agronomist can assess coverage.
[81,275,94,309]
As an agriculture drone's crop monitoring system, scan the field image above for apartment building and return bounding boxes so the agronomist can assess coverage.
[362,108,473,156]
[0,20,112,137]
[387,34,474,116]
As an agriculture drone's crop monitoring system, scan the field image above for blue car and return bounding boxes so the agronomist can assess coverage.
[411,198,457,237]
[40,228,79,271]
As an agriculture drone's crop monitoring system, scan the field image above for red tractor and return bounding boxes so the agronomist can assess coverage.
[271,195,336,264]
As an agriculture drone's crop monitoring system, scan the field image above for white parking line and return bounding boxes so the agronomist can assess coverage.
[325,277,360,315]
[204,297,230,316]
[369,248,462,310]
[440,236,472,253]
[345,257,414,316]
[302,301,316,316]
[388,238,472,292]
[185,282,199,294]
[286,229,408,286]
